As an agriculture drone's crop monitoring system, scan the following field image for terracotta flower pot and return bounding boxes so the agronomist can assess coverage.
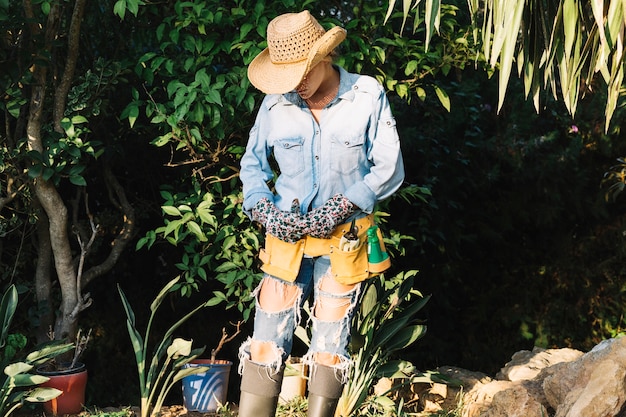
[37,362,88,415]
[181,359,232,413]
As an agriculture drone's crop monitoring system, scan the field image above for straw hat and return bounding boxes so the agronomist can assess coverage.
[248,11,346,94]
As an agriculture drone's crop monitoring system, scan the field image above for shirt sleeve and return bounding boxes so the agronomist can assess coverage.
[344,84,405,213]
[240,104,276,216]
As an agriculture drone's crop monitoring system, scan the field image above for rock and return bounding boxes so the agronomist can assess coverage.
[419,382,448,413]
[497,346,583,381]
[373,376,394,396]
[479,383,548,417]
[543,337,626,417]
[366,337,626,417]
[463,380,513,417]
[439,337,626,417]
[436,366,493,414]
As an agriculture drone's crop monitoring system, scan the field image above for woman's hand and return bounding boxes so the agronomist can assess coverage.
[251,198,304,243]
[300,194,355,238]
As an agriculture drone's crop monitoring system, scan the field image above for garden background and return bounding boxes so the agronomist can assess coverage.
[2,0,626,412]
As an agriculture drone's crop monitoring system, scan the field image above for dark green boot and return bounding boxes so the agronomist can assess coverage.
[307,364,344,417]
[238,361,285,417]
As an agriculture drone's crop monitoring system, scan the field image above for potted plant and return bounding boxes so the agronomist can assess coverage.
[36,328,91,415]
[181,321,241,413]
[0,284,75,417]
[118,276,214,417]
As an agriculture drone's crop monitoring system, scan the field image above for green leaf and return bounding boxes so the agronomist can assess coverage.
[0,285,18,346]
[425,0,441,51]
[26,387,63,402]
[12,373,50,387]
[150,277,180,313]
[187,221,207,241]
[113,0,127,19]
[162,205,181,217]
[405,60,418,75]
[69,175,87,186]
[384,324,427,351]
[433,85,450,111]
[71,115,88,124]
[416,87,426,101]
[5,362,33,377]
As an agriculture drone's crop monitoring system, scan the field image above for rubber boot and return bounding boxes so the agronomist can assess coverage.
[307,364,344,417]
[238,360,285,417]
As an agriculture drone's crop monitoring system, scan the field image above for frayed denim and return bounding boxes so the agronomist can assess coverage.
[239,256,361,381]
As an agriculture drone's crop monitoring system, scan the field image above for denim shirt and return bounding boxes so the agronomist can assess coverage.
[240,66,405,217]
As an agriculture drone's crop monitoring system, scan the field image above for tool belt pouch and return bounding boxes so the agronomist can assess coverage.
[327,214,391,285]
[259,233,305,282]
[328,237,370,285]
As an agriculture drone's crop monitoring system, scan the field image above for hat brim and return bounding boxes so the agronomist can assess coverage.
[248,26,347,95]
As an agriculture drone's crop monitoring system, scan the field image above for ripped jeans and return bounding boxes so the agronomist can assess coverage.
[239,256,361,381]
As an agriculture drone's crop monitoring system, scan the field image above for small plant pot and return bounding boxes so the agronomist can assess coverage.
[37,362,88,415]
[279,357,308,404]
[181,359,232,413]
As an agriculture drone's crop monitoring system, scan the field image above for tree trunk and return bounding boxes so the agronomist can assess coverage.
[34,206,54,344]
[22,0,132,344]
[25,0,82,342]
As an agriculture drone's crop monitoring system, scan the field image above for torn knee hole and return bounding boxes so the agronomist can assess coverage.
[314,295,352,320]
[258,278,301,312]
[250,340,282,363]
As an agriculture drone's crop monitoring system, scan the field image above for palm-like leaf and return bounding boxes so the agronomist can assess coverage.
[388,0,626,130]
[118,276,210,417]
[338,272,429,416]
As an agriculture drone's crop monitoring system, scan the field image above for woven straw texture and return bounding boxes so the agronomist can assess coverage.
[248,11,346,94]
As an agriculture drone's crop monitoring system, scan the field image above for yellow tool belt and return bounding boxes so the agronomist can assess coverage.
[258,214,391,285]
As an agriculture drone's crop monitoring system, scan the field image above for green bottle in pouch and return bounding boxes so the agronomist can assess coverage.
[367,226,391,273]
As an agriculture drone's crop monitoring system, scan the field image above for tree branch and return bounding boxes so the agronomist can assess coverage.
[53,0,86,132]
[211,321,242,360]
[82,162,136,287]
[69,192,96,320]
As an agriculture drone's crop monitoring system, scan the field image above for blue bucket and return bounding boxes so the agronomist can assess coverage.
[182,359,232,413]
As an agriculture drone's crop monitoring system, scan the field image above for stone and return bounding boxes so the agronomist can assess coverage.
[436,366,493,414]
[436,345,590,417]
[373,337,626,416]
[373,377,394,396]
[543,337,626,417]
[419,382,448,413]
[497,346,583,382]
[479,384,548,417]
[463,380,513,417]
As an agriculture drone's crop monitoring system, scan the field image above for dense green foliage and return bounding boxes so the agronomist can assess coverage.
[2,0,626,411]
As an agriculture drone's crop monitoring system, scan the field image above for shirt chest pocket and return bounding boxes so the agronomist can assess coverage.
[273,137,305,177]
[330,134,366,174]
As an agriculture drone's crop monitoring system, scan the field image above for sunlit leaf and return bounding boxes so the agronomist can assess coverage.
[433,85,450,111]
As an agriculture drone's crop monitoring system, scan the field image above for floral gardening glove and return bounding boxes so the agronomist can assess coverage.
[300,194,356,239]
[251,198,303,243]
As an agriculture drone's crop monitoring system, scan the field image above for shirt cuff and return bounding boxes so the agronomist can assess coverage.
[344,182,377,214]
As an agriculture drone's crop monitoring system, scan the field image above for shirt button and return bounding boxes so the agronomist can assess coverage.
[314,183,318,188]
[344,141,350,145]
[315,155,319,160]
[387,120,392,125]
[354,86,359,90]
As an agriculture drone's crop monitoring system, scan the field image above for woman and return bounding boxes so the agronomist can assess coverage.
[238,10,405,417]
